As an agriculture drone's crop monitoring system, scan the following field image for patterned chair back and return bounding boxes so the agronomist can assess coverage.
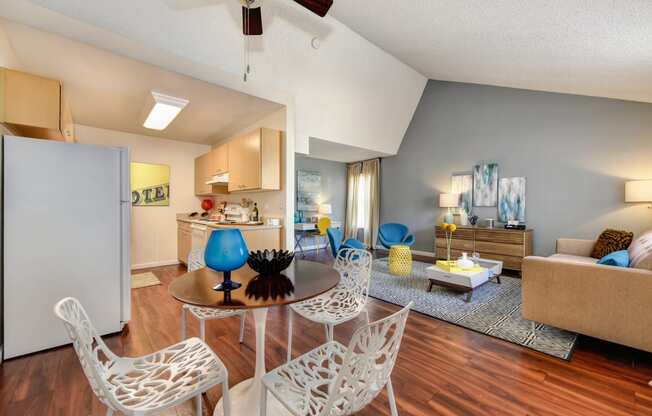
[54,297,120,412]
[333,248,372,313]
[323,302,413,416]
[188,248,206,272]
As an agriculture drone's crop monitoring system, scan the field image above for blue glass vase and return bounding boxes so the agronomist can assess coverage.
[205,229,249,291]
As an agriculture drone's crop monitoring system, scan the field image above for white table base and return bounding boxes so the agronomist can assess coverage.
[213,307,291,416]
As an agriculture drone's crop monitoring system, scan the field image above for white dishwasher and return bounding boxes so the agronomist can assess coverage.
[190,223,210,251]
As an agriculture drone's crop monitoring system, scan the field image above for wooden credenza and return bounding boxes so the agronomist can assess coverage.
[435,226,533,271]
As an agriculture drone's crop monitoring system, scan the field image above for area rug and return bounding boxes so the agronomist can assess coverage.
[370,258,578,360]
[131,272,162,289]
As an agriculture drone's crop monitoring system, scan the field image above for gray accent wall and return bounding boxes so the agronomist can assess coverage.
[296,154,347,223]
[381,80,652,256]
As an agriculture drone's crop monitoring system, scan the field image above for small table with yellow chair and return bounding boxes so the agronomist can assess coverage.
[294,218,341,256]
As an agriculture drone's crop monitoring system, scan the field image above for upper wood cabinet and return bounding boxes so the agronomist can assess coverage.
[194,127,281,195]
[209,143,229,175]
[0,67,74,142]
[228,128,281,193]
[194,152,213,196]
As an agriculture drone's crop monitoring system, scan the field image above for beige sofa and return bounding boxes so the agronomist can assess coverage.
[522,238,652,353]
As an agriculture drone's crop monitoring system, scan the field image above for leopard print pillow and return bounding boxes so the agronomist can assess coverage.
[591,229,634,259]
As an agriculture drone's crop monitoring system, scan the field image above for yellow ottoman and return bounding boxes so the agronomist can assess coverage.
[389,245,412,276]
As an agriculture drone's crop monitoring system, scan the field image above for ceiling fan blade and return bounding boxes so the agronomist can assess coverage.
[242,6,263,35]
[293,0,333,17]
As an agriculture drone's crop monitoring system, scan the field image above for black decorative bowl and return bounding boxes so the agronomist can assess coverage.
[247,249,295,275]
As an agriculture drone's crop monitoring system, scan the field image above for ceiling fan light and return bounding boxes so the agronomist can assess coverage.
[143,92,189,130]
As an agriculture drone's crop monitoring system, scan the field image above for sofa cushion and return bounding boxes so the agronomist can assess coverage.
[629,230,652,271]
[590,229,634,259]
[549,253,599,265]
[597,250,630,267]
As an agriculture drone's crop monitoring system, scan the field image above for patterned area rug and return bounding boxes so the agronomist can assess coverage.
[132,272,161,289]
[370,258,578,360]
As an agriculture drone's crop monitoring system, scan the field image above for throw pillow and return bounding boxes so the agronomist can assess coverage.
[591,229,634,259]
[597,250,630,267]
[629,230,652,270]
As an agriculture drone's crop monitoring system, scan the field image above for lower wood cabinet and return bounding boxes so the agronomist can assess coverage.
[177,221,192,264]
[177,221,281,264]
[435,226,533,271]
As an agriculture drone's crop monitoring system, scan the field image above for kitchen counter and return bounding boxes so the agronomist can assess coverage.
[176,215,282,231]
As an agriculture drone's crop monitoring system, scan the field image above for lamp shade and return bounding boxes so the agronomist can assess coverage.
[319,203,332,215]
[625,180,652,202]
[439,193,460,208]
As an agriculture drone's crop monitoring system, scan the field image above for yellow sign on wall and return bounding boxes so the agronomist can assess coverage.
[131,162,170,206]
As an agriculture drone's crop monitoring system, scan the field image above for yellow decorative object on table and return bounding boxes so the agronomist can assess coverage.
[389,245,412,276]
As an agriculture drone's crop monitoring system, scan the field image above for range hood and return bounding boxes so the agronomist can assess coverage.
[206,172,229,185]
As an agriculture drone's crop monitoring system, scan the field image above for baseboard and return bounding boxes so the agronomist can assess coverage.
[131,259,180,271]
[411,249,436,258]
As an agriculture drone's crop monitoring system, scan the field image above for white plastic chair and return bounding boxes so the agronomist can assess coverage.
[54,297,231,416]
[181,248,247,342]
[262,302,413,416]
[287,248,372,362]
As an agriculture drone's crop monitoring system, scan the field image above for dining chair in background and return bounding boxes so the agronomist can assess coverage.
[286,248,372,362]
[54,297,231,416]
[181,248,247,342]
[263,302,413,416]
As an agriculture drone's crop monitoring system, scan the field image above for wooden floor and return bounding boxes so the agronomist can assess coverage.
[2,251,652,415]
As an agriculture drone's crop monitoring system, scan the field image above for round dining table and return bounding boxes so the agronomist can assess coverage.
[169,259,341,416]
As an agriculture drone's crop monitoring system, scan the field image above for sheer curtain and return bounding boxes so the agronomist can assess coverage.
[345,159,380,247]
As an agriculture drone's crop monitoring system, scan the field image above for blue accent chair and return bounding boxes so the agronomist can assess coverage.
[326,227,365,258]
[378,223,415,249]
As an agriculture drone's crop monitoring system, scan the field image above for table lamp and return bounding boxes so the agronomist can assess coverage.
[625,180,652,208]
[440,193,460,224]
[319,203,332,217]
[205,229,249,291]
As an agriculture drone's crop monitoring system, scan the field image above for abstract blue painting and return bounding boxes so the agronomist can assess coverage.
[473,163,499,207]
[498,177,526,222]
[451,173,473,214]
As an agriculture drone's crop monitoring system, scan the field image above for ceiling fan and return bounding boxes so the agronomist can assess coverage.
[241,0,334,35]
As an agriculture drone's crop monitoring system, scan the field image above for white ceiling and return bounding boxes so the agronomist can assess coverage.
[1,18,283,144]
[307,137,390,163]
[332,0,652,103]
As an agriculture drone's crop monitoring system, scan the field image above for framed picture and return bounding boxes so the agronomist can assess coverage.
[498,177,526,222]
[473,163,499,207]
[131,162,170,206]
[451,173,473,213]
[297,170,321,211]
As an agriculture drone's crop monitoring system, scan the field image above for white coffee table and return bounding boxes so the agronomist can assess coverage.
[425,259,503,302]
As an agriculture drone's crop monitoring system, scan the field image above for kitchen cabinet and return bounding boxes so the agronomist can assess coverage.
[228,128,281,192]
[0,67,74,142]
[209,143,229,175]
[177,221,192,264]
[194,152,212,196]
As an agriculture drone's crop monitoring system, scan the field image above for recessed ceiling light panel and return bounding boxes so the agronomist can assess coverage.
[143,92,189,130]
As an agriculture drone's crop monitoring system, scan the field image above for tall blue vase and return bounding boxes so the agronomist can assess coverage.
[205,229,249,291]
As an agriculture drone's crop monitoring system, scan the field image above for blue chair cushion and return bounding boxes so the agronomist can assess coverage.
[597,250,630,267]
[342,239,365,250]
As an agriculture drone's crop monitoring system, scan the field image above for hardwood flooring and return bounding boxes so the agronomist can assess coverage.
[2,251,652,415]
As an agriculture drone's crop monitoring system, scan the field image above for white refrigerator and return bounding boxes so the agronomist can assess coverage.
[2,135,131,359]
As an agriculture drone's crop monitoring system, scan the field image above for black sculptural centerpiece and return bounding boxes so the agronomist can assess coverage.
[247,249,295,275]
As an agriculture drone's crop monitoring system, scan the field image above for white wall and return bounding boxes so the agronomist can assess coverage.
[0,0,427,156]
[75,124,210,269]
[0,22,19,69]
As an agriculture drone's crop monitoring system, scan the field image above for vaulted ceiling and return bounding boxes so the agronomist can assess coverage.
[332,0,652,104]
